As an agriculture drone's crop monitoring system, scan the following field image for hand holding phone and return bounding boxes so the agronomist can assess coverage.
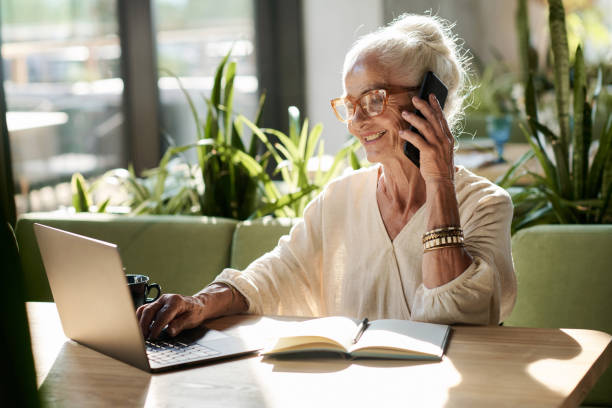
[403,71,448,168]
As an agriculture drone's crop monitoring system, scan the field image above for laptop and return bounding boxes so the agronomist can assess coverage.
[33,223,260,373]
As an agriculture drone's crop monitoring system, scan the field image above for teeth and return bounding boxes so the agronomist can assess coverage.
[365,130,386,142]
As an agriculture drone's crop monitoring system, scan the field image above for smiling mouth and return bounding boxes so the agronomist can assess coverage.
[365,130,386,142]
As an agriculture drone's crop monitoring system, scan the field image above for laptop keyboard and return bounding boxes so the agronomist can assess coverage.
[146,339,220,365]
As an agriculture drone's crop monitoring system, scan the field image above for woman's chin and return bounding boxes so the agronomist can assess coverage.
[363,148,382,163]
[363,144,402,164]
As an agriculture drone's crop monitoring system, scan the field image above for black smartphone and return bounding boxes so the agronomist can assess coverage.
[403,71,448,168]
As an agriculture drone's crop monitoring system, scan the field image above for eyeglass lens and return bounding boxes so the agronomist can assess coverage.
[337,90,386,121]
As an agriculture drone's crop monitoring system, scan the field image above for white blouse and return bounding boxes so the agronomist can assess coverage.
[214,164,517,325]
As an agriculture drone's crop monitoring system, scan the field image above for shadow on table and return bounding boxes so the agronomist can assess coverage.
[444,327,586,407]
[262,353,440,374]
[39,341,151,406]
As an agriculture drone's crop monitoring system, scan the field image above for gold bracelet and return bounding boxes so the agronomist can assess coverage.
[422,226,463,244]
[422,231,464,244]
[424,242,465,252]
[423,236,464,250]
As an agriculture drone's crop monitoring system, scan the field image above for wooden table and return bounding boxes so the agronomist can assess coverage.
[27,302,611,407]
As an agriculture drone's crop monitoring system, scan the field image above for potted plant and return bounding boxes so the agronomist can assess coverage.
[499,0,612,231]
[70,52,361,220]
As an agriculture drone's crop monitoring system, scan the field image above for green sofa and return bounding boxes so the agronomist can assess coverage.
[15,213,294,302]
[506,225,612,407]
[15,215,612,405]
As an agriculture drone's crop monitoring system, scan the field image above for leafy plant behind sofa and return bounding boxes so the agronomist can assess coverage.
[498,0,612,233]
[72,51,359,220]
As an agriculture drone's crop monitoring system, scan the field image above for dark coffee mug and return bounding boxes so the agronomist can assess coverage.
[126,274,161,309]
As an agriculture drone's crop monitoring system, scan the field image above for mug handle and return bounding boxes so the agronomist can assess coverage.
[145,283,161,303]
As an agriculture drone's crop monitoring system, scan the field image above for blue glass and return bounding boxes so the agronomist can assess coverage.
[486,115,512,163]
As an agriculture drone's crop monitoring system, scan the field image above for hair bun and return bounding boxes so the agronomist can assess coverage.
[342,13,471,133]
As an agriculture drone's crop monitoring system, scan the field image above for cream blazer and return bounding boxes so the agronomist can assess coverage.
[215,165,517,325]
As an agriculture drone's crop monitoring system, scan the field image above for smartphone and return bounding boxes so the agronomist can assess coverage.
[403,71,448,168]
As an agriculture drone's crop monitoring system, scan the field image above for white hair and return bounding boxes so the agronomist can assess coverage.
[342,13,472,133]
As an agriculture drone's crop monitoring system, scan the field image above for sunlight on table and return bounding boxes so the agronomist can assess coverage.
[527,329,612,395]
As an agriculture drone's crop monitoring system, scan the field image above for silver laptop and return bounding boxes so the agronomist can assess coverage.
[34,223,259,373]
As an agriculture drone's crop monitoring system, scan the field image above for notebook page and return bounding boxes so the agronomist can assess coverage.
[350,319,449,356]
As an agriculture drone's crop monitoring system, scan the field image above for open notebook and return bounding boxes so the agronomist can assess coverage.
[262,316,451,360]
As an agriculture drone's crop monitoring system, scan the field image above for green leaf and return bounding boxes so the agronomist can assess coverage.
[591,66,603,124]
[274,144,296,168]
[305,123,323,164]
[254,92,266,127]
[160,69,203,141]
[602,146,612,207]
[496,148,535,188]
[529,120,570,197]
[516,0,529,77]
[524,74,540,146]
[538,182,577,224]
[288,106,301,144]
[212,50,231,113]
[512,203,555,234]
[587,116,612,197]
[319,143,353,186]
[71,173,91,212]
[223,61,236,144]
[97,198,110,213]
[231,121,246,151]
[248,92,267,157]
[248,185,318,220]
[350,150,361,170]
[519,123,558,192]
[239,116,293,183]
[571,45,586,199]
[581,100,592,194]
[298,118,310,159]
[239,115,282,163]
[599,180,612,222]
[265,128,299,160]
[314,140,325,184]
[548,0,571,157]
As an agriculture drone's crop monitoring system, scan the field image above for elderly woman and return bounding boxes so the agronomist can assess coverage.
[138,14,516,340]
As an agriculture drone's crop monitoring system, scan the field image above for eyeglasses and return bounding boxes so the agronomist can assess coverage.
[330,85,420,123]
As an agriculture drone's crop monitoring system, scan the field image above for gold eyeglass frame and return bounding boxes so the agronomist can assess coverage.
[330,85,420,123]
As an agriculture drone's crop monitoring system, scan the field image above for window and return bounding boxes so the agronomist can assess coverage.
[1,0,124,212]
[1,0,302,215]
[153,0,258,157]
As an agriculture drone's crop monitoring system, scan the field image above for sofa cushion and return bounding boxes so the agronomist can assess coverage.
[506,224,612,406]
[229,217,296,270]
[16,213,238,301]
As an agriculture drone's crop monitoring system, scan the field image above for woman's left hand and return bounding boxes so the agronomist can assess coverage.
[399,94,455,182]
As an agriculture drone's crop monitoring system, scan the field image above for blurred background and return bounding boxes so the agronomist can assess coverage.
[1,0,611,215]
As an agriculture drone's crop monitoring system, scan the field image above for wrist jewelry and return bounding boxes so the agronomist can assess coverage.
[422,226,464,252]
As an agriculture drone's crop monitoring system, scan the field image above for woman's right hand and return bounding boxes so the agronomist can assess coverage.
[136,283,246,339]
